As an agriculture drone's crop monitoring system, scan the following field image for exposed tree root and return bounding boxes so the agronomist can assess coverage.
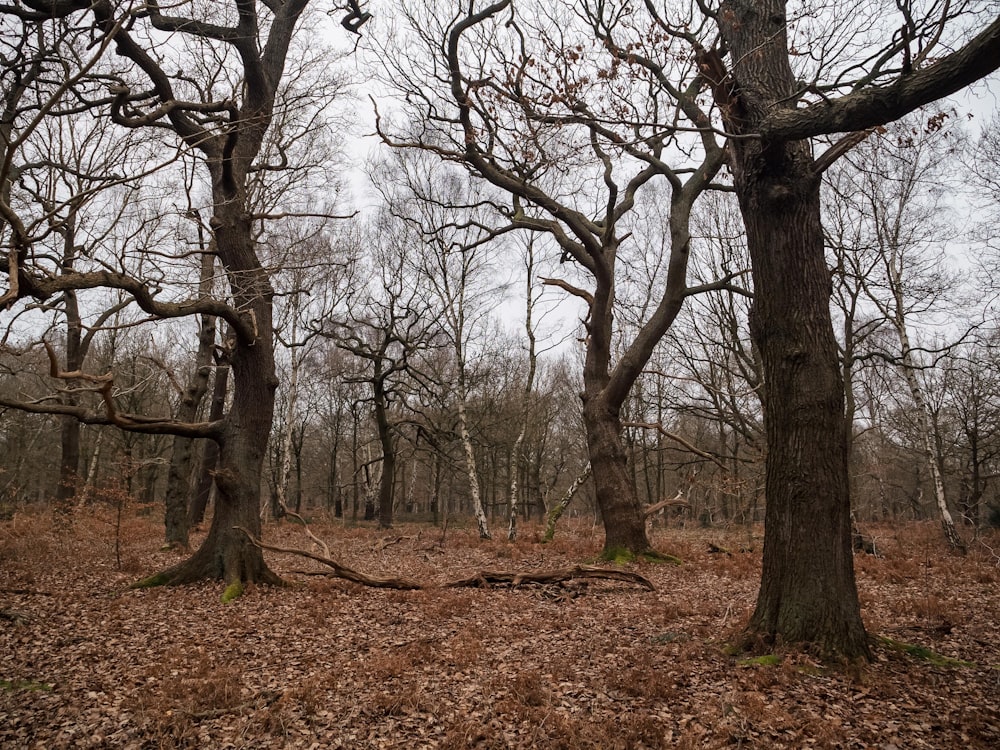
[236,527,655,592]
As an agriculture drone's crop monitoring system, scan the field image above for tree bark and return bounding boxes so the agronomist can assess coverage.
[143,203,282,586]
[542,464,592,543]
[189,357,228,527]
[163,253,217,548]
[457,396,490,539]
[374,376,395,529]
[720,0,870,659]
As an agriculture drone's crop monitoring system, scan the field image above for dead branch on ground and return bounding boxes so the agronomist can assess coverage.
[236,528,655,592]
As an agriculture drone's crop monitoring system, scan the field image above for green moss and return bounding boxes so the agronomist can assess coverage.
[1,679,53,693]
[737,654,782,668]
[876,636,976,667]
[130,571,173,589]
[221,580,244,604]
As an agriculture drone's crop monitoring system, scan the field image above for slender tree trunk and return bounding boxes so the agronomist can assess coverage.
[272,315,302,521]
[542,464,593,543]
[77,428,103,508]
[189,358,229,527]
[456,396,490,539]
[895,348,966,551]
[374,379,395,529]
[882,262,966,550]
[508,241,539,540]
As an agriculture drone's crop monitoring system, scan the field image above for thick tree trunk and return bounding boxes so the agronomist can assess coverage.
[739,174,870,659]
[720,0,871,661]
[145,336,281,586]
[139,208,280,587]
[583,396,652,556]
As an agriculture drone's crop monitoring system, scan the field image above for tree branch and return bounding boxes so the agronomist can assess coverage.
[761,18,1000,142]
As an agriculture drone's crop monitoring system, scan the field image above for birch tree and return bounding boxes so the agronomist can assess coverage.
[826,117,969,550]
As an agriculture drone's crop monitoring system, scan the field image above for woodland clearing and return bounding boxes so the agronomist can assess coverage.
[1,510,999,749]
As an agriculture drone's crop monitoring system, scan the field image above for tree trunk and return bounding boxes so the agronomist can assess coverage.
[738,166,870,658]
[374,379,395,529]
[56,412,80,510]
[897,353,966,551]
[163,301,217,548]
[56,274,83,511]
[141,208,280,587]
[884,266,966,551]
[456,389,490,539]
[189,358,229,527]
[583,397,652,556]
[542,464,592,543]
[720,0,870,660]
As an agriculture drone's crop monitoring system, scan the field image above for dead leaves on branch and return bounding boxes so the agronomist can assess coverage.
[236,526,655,594]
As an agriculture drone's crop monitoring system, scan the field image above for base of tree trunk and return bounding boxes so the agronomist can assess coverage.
[133,533,283,593]
[942,519,967,554]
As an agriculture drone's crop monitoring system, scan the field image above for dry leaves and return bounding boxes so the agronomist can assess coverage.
[1,511,999,748]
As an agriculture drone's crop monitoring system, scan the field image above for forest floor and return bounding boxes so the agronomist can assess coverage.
[1,510,999,749]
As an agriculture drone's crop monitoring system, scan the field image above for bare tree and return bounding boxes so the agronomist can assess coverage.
[0,0,348,591]
[319,221,436,529]
[708,0,999,658]
[826,117,970,550]
[377,0,732,557]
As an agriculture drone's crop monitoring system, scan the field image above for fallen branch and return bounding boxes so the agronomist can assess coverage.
[443,566,655,591]
[235,528,654,592]
[236,527,422,589]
